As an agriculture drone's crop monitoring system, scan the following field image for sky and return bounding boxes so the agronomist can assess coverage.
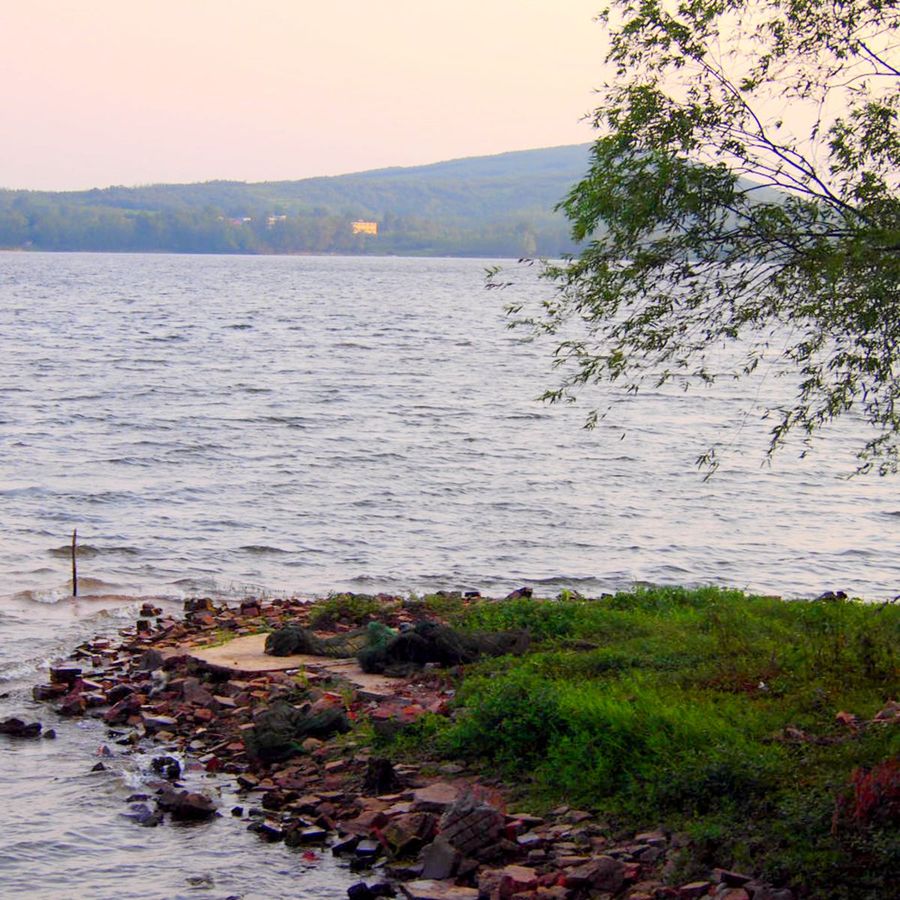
[0,0,605,191]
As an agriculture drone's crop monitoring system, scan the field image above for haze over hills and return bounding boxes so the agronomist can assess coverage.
[0,145,591,257]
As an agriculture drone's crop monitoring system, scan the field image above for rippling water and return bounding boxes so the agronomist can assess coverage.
[3,251,897,603]
[0,251,898,897]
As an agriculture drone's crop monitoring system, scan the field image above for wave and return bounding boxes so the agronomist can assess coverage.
[48,545,141,559]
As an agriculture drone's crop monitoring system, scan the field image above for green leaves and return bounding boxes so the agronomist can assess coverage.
[512,0,900,473]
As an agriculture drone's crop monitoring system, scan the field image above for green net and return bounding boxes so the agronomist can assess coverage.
[265,621,394,658]
[265,619,529,675]
[244,700,350,762]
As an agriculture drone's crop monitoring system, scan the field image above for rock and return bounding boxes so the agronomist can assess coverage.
[678,882,713,899]
[713,870,752,888]
[137,649,166,671]
[439,792,505,855]
[419,837,460,880]
[0,717,42,738]
[106,683,135,704]
[364,757,403,795]
[634,830,667,847]
[285,825,329,845]
[122,802,162,826]
[332,834,361,856]
[143,714,179,732]
[49,666,82,685]
[349,882,397,900]
[516,832,544,850]
[32,683,67,701]
[382,812,437,856]
[356,839,383,859]
[57,694,88,717]
[412,782,459,814]
[497,864,538,897]
[104,694,142,724]
[503,587,533,600]
[181,677,218,707]
[565,856,625,893]
[156,787,217,821]
[150,755,181,781]
[400,881,479,900]
[250,819,285,842]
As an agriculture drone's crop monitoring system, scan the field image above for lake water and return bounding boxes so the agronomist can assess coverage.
[0,251,897,898]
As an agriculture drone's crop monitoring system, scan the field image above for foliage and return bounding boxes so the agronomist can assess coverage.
[502,0,900,474]
[373,587,899,894]
[308,593,395,629]
[0,145,585,258]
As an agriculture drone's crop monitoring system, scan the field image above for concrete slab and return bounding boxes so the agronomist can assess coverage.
[182,633,397,698]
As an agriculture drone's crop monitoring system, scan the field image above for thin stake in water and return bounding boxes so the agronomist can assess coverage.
[71,528,78,597]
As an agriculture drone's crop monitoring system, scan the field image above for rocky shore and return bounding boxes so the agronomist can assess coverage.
[17,592,832,900]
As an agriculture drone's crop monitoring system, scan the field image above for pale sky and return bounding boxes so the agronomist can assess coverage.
[0,0,605,191]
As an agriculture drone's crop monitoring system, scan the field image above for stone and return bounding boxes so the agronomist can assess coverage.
[32,683,67,701]
[419,837,460,880]
[382,812,437,856]
[400,881,479,900]
[49,666,82,685]
[106,683,135,704]
[333,834,361,856]
[356,839,383,858]
[57,694,88,716]
[0,717,42,738]
[516,832,544,850]
[348,882,397,900]
[497,865,538,897]
[678,883,713,899]
[634,830,668,847]
[412,782,459,813]
[104,694,142,724]
[439,792,506,855]
[251,819,285,842]
[364,757,403,795]
[713,870,752,888]
[565,856,626,893]
[150,755,181,781]
[181,677,218,707]
[143,714,179,731]
[156,787,217,821]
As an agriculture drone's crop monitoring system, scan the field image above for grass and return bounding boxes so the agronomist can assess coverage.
[370,587,899,898]
[307,592,399,628]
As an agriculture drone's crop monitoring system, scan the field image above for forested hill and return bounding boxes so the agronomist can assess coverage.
[0,144,590,257]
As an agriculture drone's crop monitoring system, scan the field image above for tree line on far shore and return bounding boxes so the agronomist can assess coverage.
[0,144,587,258]
[0,198,572,257]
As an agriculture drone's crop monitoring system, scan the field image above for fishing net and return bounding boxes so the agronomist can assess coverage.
[265,621,396,658]
[357,621,530,675]
[264,619,529,675]
[244,700,350,762]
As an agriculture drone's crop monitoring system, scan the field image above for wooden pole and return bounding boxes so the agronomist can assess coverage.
[71,528,78,597]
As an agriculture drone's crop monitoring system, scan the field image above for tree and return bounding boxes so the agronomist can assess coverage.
[501,0,899,474]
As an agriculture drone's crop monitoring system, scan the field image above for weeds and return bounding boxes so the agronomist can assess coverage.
[371,586,899,895]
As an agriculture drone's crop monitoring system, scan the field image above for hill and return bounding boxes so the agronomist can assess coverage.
[0,145,591,257]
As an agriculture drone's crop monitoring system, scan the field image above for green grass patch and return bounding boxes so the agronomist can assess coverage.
[373,587,899,897]
[308,592,398,628]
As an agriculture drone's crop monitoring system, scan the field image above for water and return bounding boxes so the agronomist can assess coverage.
[0,251,898,897]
